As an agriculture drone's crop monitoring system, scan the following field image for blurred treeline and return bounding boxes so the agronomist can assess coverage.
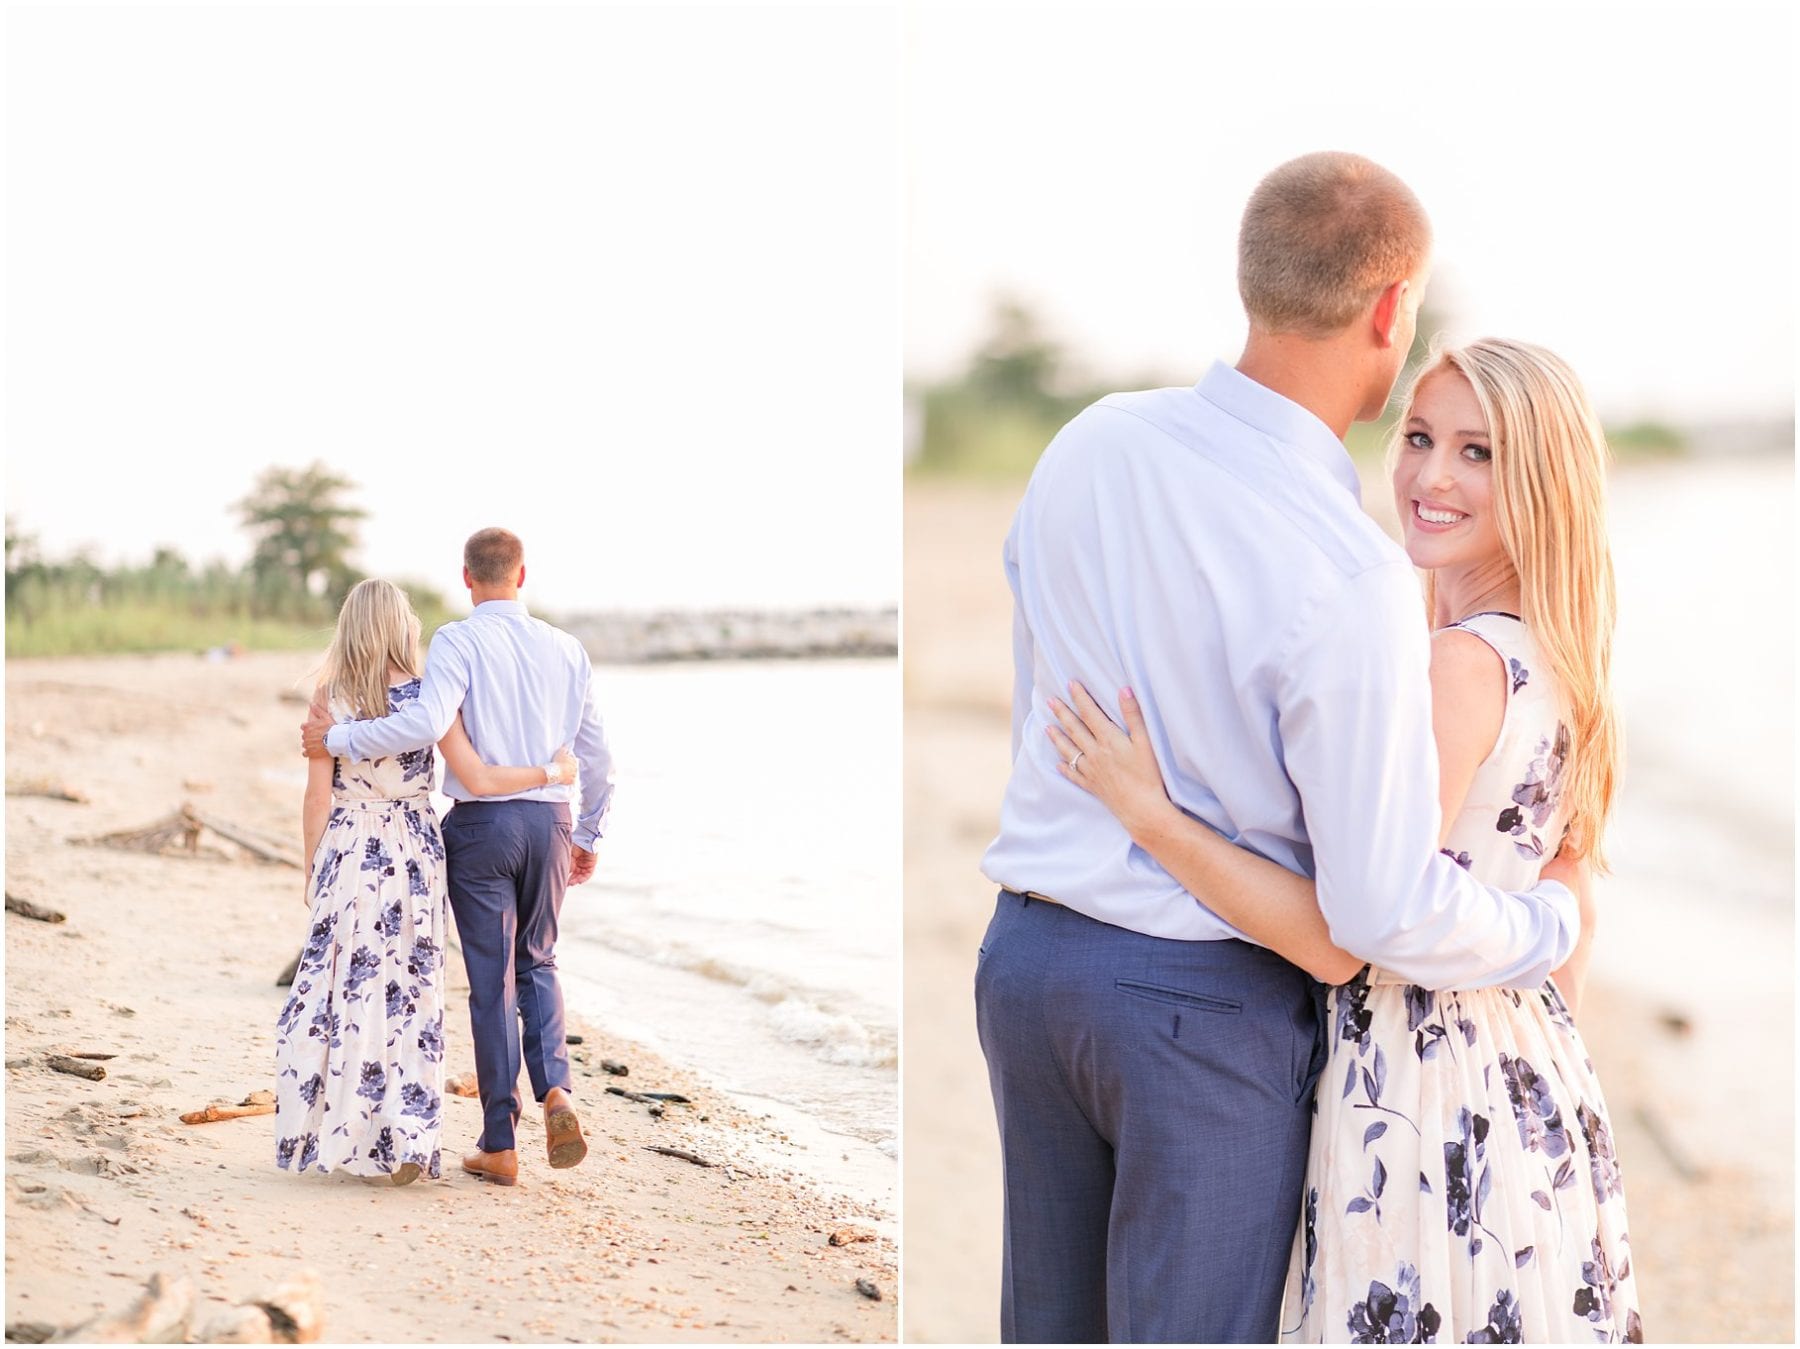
[908,298,1688,480]
[6,462,450,658]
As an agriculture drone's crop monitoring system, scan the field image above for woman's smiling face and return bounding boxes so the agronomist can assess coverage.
[1391,367,1507,574]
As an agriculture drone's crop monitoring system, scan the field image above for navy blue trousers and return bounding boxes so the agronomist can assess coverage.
[975,890,1327,1343]
[442,800,574,1153]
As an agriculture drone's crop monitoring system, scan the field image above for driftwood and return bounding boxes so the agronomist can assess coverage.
[49,1269,322,1345]
[642,1145,713,1168]
[6,893,66,924]
[53,1271,194,1343]
[74,805,301,869]
[182,1093,275,1125]
[68,1052,116,1061]
[189,810,302,868]
[47,1056,106,1082]
[600,1059,630,1076]
[6,779,88,804]
[1632,1103,1704,1182]
[181,1103,276,1125]
[606,1086,691,1105]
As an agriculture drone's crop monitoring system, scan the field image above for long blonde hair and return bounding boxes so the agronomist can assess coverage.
[318,579,423,722]
[1393,337,1621,872]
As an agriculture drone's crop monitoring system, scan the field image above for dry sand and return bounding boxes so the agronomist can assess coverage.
[901,474,1794,1344]
[4,652,896,1344]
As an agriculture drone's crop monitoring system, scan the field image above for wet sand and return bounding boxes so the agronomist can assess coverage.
[901,469,1794,1344]
[4,653,896,1344]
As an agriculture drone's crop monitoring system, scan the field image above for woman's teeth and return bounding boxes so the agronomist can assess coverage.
[1415,503,1465,525]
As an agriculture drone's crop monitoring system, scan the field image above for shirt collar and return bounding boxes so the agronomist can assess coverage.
[1194,360,1362,498]
[471,599,528,617]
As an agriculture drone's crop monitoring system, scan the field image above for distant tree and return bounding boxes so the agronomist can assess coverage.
[148,545,189,576]
[237,462,367,610]
[964,297,1073,412]
[6,516,39,579]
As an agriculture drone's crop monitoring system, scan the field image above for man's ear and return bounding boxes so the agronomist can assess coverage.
[1372,278,1409,349]
[516,564,527,590]
[462,565,473,590]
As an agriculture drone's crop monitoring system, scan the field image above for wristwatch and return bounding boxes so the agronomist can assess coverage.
[543,760,565,786]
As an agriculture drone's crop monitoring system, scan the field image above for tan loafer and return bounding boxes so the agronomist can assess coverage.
[461,1148,519,1186]
[543,1088,587,1170]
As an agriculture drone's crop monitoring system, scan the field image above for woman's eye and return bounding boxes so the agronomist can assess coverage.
[1404,431,1432,450]
[1462,444,1492,464]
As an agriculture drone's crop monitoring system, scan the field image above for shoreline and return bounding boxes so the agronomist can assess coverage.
[4,652,897,1344]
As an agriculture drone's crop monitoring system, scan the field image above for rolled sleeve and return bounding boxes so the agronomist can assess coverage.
[1277,563,1580,990]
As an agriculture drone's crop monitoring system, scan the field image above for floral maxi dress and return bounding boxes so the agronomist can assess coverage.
[1282,614,1642,1343]
[274,678,448,1179]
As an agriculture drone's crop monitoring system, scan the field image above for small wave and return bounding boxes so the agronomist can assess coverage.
[573,927,896,1071]
[588,928,773,993]
[767,997,897,1069]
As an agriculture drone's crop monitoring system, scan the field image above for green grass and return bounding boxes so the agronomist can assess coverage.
[5,601,335,659]
[5,599,458,659]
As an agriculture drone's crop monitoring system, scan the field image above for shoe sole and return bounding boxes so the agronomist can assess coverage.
[546,1109,587,1169]
[462,1164,518,1186]
[391,1162,422,1187]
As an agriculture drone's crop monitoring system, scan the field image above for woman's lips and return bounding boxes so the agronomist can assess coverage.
[1411,499,1468,532]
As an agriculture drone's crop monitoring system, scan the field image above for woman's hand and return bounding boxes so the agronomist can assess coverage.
[1045,683,1175,839]
[551,745,578,786]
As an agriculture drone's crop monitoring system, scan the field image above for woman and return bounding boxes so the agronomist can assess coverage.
[274,579,574,1185]
[1048,339,1641,1342]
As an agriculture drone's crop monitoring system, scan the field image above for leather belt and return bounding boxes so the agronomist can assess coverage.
[1001,887,1062,907]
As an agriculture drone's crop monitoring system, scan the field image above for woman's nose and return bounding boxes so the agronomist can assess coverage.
[1421,449,1458,493]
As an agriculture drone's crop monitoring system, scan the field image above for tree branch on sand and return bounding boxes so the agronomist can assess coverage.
[73,805,301,868]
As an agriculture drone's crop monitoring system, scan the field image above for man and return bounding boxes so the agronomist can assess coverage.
[975,152,1581,1342]
[302,527,614,1186]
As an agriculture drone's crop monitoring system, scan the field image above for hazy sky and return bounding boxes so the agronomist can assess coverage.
[906,6,1796,424]
[7,4,898,613]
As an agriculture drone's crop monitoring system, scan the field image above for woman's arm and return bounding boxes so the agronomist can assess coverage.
[437,712,577,797]
[1049,634,1506,985]
[301,690,336,905]
[1047,684,1363,983]
[1540,849,1596,1018]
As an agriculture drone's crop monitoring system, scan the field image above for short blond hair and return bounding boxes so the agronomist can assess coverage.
[1237,152,1432,336]
[464,528,524,585]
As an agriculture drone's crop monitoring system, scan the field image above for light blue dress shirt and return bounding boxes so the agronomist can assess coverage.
[981,361,1579,991]
[323,599,615,851]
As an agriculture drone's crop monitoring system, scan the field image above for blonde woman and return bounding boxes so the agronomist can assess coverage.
[274,579,574,1186]
[1049,340,1641,1341]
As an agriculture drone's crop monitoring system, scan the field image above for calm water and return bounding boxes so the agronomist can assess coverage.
[548,659,899,1159]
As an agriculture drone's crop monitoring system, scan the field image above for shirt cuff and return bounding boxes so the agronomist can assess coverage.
[573,827,598,853]
[323,724,351,759]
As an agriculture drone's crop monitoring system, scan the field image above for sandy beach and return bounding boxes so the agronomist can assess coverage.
[4,652,896,1344]
[901,464,1794,1344]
